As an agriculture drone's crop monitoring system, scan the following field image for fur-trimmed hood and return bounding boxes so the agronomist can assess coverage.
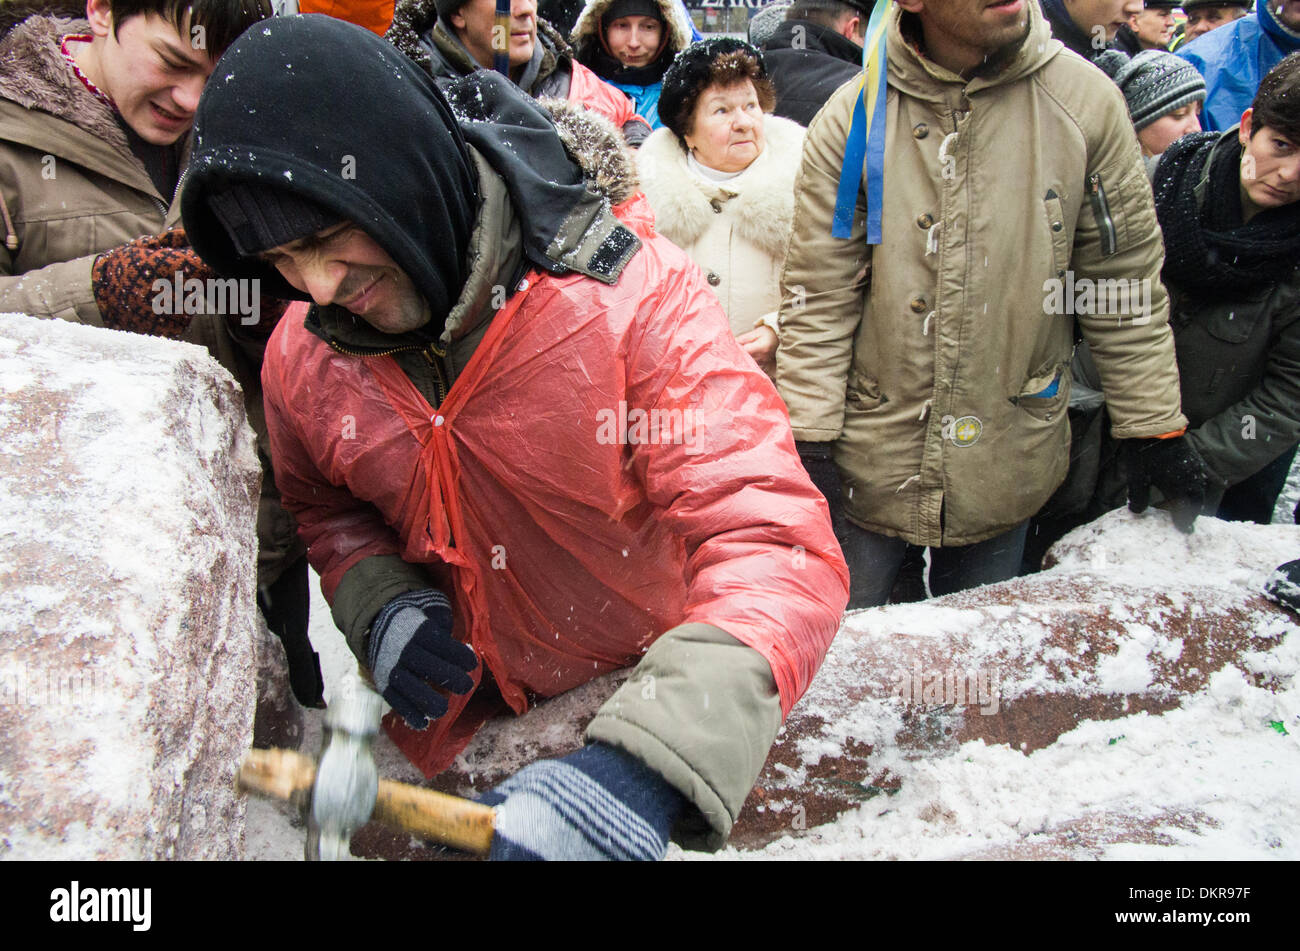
[636,112,804,261]
[0,0,84,41]
[541,96,638,203]
[0,13,132,156]
[570,0,693,58]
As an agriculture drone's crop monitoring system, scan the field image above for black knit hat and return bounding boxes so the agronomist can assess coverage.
[208,182,341,257]
[601,0,664,27]
[1096,49,1206,132]
[659,38,769,142]
[181,15,478,314]
[1179,0,1250,8]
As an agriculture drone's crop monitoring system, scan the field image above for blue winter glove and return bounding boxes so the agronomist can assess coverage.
[479,743,685,861]
[366,589,476,730]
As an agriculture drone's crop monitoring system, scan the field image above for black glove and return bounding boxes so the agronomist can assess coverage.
[795,440,842,512]
[366,589,476,730]
[257,556,324,708]
[1264,559,1300,613]
[1123,435,1209,534]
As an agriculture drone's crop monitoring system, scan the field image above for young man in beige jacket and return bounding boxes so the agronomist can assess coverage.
[777,0,1209,607]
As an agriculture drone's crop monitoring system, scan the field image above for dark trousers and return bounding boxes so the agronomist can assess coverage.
[1216,444,1299,525]
[840,518,1030,610]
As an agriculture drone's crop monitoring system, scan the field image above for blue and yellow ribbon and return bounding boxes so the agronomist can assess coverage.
[832,0,893,245]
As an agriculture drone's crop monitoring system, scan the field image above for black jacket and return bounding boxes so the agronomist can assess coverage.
[761,19,862,127]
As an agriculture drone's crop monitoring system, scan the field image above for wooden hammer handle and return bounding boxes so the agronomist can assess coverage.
[237,748,496,856]
[373,780,496,857]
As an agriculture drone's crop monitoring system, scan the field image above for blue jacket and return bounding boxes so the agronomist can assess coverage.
[1178,4,1300,132]
[610,79,663,129]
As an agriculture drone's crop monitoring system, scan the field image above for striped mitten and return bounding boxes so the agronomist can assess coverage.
[480,743,685,861]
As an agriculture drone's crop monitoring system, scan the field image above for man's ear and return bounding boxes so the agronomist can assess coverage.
[895,0,925,16]
[840,14,862,42]
[85,0,114,39]
[450,10,468,31]
[1239,107,1253,146]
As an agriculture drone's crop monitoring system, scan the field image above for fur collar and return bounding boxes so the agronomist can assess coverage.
[0,0,84,41]
[636,113,805,261]
[0,14,131,155]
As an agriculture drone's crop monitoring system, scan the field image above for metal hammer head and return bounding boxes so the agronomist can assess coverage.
[307,684,383,861]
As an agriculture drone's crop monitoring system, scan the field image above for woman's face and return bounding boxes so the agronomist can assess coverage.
[684,80,766,174]
[1137,102,1202,158]
[605,15,664,68]
[1239,108,1300,209]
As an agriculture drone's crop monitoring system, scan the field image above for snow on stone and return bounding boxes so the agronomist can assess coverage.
[246,509,1300,860]
[684,509,1300,860]
[0,314,262,859]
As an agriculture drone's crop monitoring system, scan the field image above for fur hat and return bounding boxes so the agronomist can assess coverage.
[658,37,770,142]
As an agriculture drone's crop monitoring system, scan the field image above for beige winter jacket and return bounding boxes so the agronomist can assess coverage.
[0,15,178,324]
[777,2,1187,547]
[637,114,805,339]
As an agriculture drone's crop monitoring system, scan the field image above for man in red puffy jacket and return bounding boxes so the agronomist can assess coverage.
[182,15,847,860]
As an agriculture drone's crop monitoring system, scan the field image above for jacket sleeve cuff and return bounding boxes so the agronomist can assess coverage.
[330,554,434,663]
[584,622,783,851]
[0,255,101,325]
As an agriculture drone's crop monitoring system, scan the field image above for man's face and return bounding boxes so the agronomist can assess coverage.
[1184,5,1248,41]
[1274,0,1300,31]
[85,0,216,144]
[899,0,1032,75]
[1067,0,1143,42]
[605,15,664,68]
[450,0,538,71]
[1239,110,1300,210]
[1130,7,1177,48]
[259,223,431,334]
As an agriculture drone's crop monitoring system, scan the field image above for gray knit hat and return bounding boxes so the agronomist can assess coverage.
[1096,49,1207,132]
[747,2,790,48]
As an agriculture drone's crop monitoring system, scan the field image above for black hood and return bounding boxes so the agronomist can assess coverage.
[181,13,478,318]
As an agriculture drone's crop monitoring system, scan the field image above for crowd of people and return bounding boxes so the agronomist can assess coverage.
[2,0,1298,860]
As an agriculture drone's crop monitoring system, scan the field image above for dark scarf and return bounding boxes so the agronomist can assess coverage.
[1153,130,1300,298]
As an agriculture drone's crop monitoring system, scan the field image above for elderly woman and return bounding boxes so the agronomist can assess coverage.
[571,0,694,129]
[636,38,805,375]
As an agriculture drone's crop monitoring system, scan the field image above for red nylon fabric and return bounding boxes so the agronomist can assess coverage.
[262,195,848,776]
[568,58,649,131]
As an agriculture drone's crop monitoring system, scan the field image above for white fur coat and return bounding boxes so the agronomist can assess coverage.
[637,114,806,337]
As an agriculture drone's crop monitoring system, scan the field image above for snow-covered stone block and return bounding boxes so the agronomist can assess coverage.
[0,314,261,859]
[337,508,1298,860]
